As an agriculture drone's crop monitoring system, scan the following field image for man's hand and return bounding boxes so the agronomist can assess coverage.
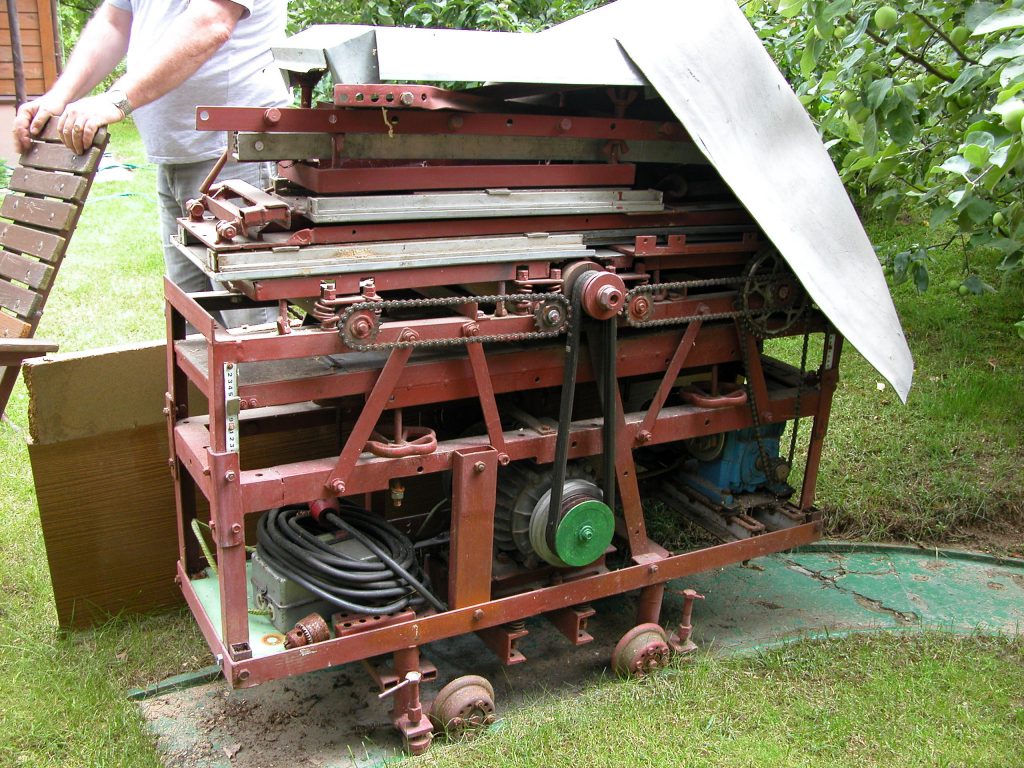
[13,95,69,154]
[56,95,125,154]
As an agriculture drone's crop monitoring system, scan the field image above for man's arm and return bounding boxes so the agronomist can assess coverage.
[12,2,131,153]
[53,0,245,154]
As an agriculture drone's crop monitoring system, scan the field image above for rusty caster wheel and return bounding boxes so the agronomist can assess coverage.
[429,675,497,737]
[612,623,671,677]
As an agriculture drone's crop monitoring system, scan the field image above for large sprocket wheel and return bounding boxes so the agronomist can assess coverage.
[741,249,808,337]
[612,623,671,677]
[429,675,497,737]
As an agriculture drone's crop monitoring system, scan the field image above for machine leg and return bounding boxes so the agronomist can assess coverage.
[384,646,434,755]
[667,589,705,655]
[635,582,666,626]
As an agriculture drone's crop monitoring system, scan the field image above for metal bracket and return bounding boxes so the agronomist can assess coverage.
[223,363,240,454]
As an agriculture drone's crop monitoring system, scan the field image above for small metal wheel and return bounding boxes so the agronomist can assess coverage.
[612,623,671,676]
[429,675,497,737]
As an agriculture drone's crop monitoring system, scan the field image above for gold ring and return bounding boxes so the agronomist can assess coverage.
[73,126,83,133]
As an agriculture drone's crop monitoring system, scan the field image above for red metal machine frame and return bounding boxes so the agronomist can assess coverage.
[167,89,845,754]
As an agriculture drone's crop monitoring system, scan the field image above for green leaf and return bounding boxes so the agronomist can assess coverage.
[800,34,824,77]
[987,237,1024,255]
[863,114,879,155]
[980,38,1024,65]
[963,144,991,167]
[962,274,996,294]
[972,9,1024,36]
[778,0,803,19]
[964,131,996,149]
[868,158,898,184]
[840,47,865,71]
[963,197,997,224]
[966,2,1000,31]
[841,13,870,47]
[867,78,893,110]
[944,65,985,97]
[1001,62,1024,87]
[940,155,973,175]
[892,250,910,283]
[822,0,852,20]
[1015,319,1024,340]
[930,203,955,228]
[912,262,929,293]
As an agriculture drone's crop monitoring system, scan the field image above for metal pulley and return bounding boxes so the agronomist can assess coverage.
[529,479,614,568]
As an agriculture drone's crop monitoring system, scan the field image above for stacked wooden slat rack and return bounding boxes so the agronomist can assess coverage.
[0,121,108,417]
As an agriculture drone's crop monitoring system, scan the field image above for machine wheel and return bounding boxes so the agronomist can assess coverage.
[612,623,671,677]
[429,675,497,736]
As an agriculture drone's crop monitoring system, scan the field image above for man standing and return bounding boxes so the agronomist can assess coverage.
[12,0,289,325]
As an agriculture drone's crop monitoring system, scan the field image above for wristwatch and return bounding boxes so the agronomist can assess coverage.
[105,88,134,118]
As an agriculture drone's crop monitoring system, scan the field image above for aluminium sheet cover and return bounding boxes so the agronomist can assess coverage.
[546,0,913,401]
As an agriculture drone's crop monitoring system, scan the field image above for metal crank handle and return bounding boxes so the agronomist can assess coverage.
[378,671,423,700]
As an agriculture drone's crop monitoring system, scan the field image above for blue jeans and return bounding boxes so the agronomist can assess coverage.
[157,158,275,327]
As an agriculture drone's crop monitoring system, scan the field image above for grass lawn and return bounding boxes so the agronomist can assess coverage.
[0,122,1021,766]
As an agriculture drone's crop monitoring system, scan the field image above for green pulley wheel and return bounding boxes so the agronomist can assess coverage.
[530,479,614,568]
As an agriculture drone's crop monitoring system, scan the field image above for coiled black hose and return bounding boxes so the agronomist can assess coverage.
[256,502,446,615]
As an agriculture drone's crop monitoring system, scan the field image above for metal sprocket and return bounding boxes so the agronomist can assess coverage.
[741,249,808,337]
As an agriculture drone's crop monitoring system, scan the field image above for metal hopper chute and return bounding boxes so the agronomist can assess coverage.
[544,0,913,401]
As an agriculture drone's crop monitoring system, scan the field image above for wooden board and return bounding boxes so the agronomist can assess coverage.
[0,248,53,289]
[25,342,340,629]
[0,220,66,262]
[1,194,78,231]
[9,168,90,202]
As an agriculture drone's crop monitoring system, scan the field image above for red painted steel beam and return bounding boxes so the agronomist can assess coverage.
[228,322,744,408]
[204,389,818,512]
[279,209,754,250]
[196,106,690,142]
[180,521,822,686]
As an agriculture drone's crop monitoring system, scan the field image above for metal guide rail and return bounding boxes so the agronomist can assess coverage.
[166,67,845,755]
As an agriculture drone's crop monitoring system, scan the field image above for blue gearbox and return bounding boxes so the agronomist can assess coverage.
[682,425,790,507]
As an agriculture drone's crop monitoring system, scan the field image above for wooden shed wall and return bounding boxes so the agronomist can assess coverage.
[1,0,60,101]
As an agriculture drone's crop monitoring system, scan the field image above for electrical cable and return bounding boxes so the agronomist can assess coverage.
[256,501,447,615]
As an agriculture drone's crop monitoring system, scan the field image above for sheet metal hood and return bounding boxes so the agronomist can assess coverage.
[545,0,913,401]
[274,0,913,400]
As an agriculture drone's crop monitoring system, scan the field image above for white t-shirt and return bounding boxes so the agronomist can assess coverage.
[106,0,290,164]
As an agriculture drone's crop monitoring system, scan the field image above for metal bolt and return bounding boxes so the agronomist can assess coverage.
[637,430,652,444]
[162,407,170,416]
[331,479,346,495]
[263,108,282,125]
[231,523,242,534]
[474,461,486,473]
[215,220,238,241]
[224,470,237,482]
[399,91,415,106]
[498,453,511,466]
[631,296,651,319]
[558,118,573,132]
[462,322,480,337]
[253,140,265,152]
[648,564,659,574]
[596,285,623,311]
[472,609,484,621]
[351,317,372,338]
[186,199,205,221]
[237,669,250,682]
